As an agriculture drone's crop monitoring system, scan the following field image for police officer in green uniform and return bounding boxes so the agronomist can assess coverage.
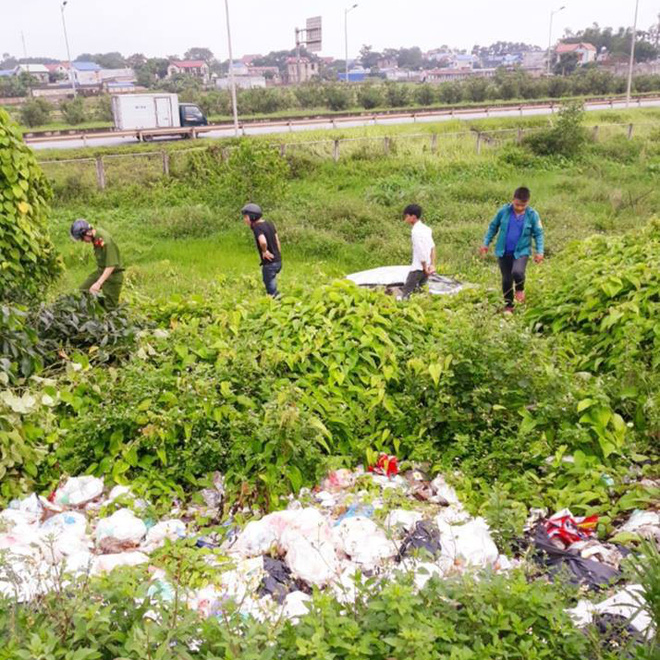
[70,219,124,309]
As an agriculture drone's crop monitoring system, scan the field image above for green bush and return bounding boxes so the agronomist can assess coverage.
[357,84,385,110]
[0,568,596,660]
[60,96,86,125]
[0,108,62,303]
[19,98,52,127]
[525,101,589,158]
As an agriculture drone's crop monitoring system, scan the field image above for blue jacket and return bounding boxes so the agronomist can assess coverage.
[483,204,545,258]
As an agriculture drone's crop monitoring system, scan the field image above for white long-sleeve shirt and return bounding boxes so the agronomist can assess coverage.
[410,220,435,271]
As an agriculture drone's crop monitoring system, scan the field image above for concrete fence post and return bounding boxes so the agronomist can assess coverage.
[161,151,170,175]
[475,132,482,154]
[517,128,523,144]
[333,139,340,162]
[430,133,437,153]
[592,125,600,141]
[280,143,287,157]
[627,123,634,140]
[384,136,391,155]
[95,156,106,190]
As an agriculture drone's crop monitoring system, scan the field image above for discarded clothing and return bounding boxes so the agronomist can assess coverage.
[533,525,619,589]
[396,521,442,561]
[544,509,598,547]
[258,556,302,603]
[368,454,398,477]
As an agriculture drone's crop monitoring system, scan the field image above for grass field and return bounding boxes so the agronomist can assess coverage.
[47,107,660,301]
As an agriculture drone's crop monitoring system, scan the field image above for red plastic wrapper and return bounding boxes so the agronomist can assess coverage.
[544,509,598,547]
[368,453,399,477]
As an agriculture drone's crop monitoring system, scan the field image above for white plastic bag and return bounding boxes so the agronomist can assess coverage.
[436,516,499,567]
[41,512,88,539]
[282,528,339,587]
[54,476,104,507]
[567,585,653,636]
[95,508,147,547]
[141,519,186,553]
[430,475,460,504]
[282,590,311,621]
[384,509,423,533]
[332,516,397,569]
[91,551,149,575]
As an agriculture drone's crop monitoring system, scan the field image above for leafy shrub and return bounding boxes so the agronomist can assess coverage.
[357,84,384,110]
[94,94,114,121]
[0,568,594,659]
[0,305,41,381]
[19,98,52,127]
[324,84,353,111]
[527,220,660,375]
[60,97,86,125]
[414,83,436,106]
[0,108,62,303]
[33,293,136,363]
[222,140,290,208]
[525,102,589,158]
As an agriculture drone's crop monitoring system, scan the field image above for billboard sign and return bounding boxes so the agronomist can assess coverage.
[306,16,322,52]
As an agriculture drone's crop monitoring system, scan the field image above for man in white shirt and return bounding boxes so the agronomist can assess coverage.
[400,204,436,299]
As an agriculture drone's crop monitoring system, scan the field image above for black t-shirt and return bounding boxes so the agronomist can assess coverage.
[251,220,281,265]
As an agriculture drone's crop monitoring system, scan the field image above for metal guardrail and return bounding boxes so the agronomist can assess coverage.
[24,94,660,145]
[37,121,655,191]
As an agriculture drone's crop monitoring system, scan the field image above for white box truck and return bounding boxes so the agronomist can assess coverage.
[111,93,208,138]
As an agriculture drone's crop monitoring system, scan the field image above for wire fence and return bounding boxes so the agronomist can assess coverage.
[37,122,659,192]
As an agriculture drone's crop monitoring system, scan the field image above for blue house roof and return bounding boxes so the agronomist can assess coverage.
[73,61,101,71]
[0,69,16,77]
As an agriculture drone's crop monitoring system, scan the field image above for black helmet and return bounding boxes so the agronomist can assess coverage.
[70,218,91,241]
[241,203,262,221]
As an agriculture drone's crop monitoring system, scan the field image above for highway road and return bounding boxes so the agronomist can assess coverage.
[29,97,660,152]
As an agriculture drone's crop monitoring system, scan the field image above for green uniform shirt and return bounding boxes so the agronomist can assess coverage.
[93,228,123,272]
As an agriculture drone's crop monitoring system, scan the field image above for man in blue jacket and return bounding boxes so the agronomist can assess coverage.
[480,187,544,313]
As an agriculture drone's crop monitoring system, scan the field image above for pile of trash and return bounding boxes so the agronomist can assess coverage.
[0,461,657,637]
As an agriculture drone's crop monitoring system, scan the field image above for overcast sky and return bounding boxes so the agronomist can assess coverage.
[1,0,657,62]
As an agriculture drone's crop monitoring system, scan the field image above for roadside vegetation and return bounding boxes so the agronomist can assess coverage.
[1,101,659,658]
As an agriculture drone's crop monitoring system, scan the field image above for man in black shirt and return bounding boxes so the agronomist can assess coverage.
[242,203,282,297]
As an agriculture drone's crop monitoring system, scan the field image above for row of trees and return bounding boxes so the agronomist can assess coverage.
[179,69,660,117]
[15,67,660,127]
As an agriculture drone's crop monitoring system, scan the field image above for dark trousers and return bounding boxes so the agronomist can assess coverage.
[400,270,428,299]
[262,261,282,297]
[498,255,528,307]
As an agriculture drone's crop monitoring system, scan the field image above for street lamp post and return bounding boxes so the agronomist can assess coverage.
[344,4,358,83]
[547,6,566,76]
[223,0,239,137]
[60,1,77,97]
[626,0,640,108]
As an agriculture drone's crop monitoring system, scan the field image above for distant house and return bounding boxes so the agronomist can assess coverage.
[248,66,281,84]
[555,42,597,66]
[15,64,50,84]
[285,57,318,84]
[241,54,261,66]
[72,61,102,85]
[0,69,15,78]
[167,60,211,83]
[229,61,250,77]
[521,51,547,76]
[104,80,136,93]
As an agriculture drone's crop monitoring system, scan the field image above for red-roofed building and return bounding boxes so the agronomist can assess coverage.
[554,42,597,66]
[167,60,210,83]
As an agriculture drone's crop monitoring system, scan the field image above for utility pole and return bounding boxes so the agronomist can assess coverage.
[344,4,358,83]
[547,6,566,76]
[60,1,77,97]
[223,0,239,137]
[626,0,640,108]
